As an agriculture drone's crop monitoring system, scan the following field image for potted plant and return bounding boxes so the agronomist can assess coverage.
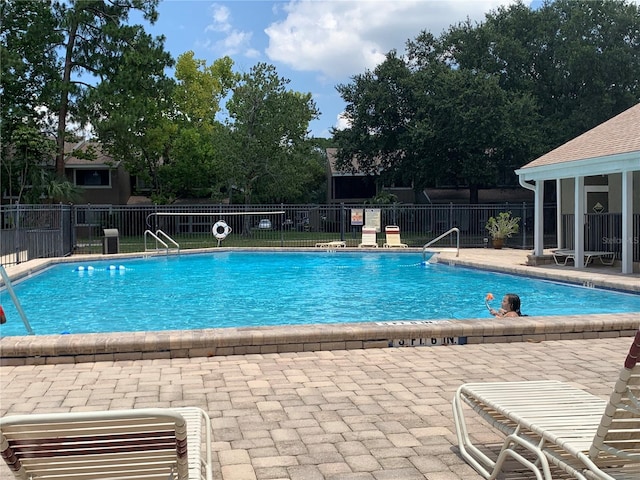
[485,211,520,249]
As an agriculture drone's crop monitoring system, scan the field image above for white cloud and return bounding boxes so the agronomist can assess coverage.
[335,111,350,131]
[265,0,524,79]
[202,3,257,58]
[205,4,231,33]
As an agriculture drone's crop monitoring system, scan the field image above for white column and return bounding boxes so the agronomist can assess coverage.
[556,178,562,249]
[621,171,633,274]
[534,180,544,256]
[574,176,585,269]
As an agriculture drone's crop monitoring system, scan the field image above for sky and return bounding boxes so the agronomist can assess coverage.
[136,0,540,138]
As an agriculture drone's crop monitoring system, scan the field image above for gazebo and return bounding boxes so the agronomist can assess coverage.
[516,103,640,274]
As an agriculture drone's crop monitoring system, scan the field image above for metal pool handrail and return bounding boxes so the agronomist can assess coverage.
[422,227,460,262]
[144,229,180,254]
[0,264,34,335]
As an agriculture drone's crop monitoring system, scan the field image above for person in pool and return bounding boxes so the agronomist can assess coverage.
[489,293,522,317]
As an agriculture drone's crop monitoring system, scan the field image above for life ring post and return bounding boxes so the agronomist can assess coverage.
[212,220,232,245]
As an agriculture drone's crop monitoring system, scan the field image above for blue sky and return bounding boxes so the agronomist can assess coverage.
[137,1,539,138]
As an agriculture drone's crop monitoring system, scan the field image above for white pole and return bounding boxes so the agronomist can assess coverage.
[0,265,34,335]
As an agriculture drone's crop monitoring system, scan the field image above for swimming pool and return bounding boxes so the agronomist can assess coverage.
[2,251,640,336]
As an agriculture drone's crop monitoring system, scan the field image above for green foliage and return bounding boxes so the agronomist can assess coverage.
[485,211,520,239]
[367,191,398,205]
[333,0,640,203]
[224,63,321,204]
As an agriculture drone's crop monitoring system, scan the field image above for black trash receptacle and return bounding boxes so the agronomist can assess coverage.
[103,228,119,254]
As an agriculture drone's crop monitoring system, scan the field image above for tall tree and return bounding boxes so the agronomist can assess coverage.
[88,35,176,201]
[159,52,237,201]
[333,0,639,203]
[52,0,163,176]
[333,51,416,184]
[443,0,640,150]
[1,0,62,195]
[224,63,320,205]
[1,0,170,193]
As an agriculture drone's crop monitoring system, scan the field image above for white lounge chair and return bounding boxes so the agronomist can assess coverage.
[383,225,408,248]
[315,240,346,248]
[358,227,379,248]
[0,407,213,480]
[452,329,640,480]
[552,249,616,266]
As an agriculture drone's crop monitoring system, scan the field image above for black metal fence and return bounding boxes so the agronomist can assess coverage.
[1,202,563,266]
[561,213,640,262]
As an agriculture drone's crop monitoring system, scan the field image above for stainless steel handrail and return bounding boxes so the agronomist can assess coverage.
[422,227,460,262]
[0,265,34,335]
[144,229,180,254]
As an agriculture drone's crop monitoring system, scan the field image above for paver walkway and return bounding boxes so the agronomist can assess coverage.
[0,335,630,480]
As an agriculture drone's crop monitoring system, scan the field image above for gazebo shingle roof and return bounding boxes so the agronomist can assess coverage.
[520,103,640,169]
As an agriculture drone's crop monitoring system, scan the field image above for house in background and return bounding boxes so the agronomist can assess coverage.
[325,148,415,204]
[64,141,131,205]
[326,147,534,205]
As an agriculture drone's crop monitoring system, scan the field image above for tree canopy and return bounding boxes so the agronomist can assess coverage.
[4,0,640,205]
[333,0,640,202]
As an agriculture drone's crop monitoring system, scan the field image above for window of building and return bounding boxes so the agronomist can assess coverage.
[75,169,110,188]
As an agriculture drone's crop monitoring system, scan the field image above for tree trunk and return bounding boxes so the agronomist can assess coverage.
[55,21,78,177]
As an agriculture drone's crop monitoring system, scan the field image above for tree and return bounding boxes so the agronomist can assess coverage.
[1,0,171,202]
[333,52,417,191]
[2,125,80,203]
[224,63,321,206]
[333,0,639,203]
[333,46,539,203]
[1,0,62,183]
[50,0,166,176]
[157,53,237,201]
[86,27,176,201]
[443,0,640,150]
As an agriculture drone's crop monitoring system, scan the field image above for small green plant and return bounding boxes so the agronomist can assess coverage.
[485,211,520,240]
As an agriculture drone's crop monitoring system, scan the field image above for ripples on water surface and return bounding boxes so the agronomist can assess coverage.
[1,251,639,336]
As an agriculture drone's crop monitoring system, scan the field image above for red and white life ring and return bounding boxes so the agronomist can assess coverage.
[212,221,232,240]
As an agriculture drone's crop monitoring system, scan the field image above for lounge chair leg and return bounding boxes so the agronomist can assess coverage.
[452,389,497,478]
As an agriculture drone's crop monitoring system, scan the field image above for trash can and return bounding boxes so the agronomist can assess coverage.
[103,228,119,254]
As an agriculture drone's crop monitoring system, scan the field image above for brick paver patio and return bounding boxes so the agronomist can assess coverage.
[0,336,631,479]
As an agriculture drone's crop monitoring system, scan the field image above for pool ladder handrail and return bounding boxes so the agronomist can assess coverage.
[422,227,460,262]
[144,229,180,254]
[0,264,34,335]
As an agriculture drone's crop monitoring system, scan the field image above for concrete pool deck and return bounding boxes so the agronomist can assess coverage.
[1,248,639,365]
[1,249,639,480]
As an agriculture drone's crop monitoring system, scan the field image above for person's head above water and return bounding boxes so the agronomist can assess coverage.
[502,293,521,316]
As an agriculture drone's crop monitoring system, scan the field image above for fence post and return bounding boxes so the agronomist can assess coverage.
[449,202,453,230]
[340,203,345,241]
[14,202,21,263]
[280,203,284,247]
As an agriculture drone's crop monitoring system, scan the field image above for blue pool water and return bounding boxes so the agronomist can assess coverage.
[1,251,640,336]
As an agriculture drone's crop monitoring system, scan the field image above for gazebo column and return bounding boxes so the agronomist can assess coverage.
[556,179,562,249]
[621,171,633,274]
[533,180,544,256]
[574,176,585,269]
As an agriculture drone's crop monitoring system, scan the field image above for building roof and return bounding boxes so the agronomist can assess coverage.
[522,103,640,169]
[517,103,640,181]
[64,141,119,168]
[327,147,369,176]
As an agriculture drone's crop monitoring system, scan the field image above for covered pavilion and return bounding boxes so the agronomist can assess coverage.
[516,103,640,274]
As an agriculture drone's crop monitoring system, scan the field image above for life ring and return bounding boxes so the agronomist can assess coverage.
[212,221,232,240]
[0,305,6,324]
